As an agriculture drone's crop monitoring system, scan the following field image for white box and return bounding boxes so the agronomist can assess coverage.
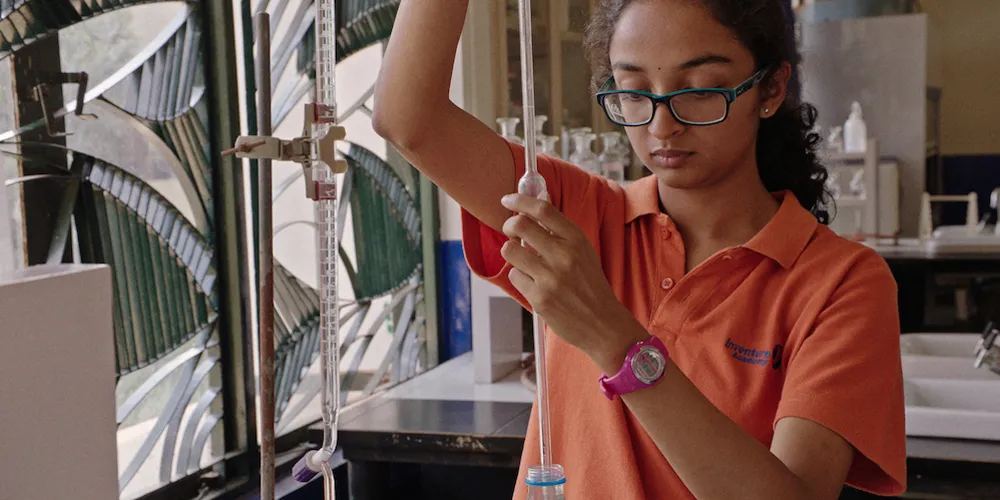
[471,275,524,383]
[0,264,118,500]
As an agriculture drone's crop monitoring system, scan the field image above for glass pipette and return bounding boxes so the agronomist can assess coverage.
[517,0,565,492]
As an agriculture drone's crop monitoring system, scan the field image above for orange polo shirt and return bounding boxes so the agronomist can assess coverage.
[462,140,907,499]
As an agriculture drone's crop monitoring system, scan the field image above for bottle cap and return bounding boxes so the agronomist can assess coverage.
[850,101,863,119]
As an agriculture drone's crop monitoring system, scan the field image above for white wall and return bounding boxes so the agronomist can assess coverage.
[922,0,1000,155]
[801,14,928,236]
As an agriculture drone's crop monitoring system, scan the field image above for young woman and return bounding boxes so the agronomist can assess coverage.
[374,0,906,498]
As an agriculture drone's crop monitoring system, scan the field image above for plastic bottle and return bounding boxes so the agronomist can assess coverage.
[598,132,626,183]
[498,117,524,145]
[849,168,866,199]
[826,126,844,153]
[534,115,548,136]
[569,132,599,175]
[826,171,842,200]
[609,131,632,170]
[526,465,566,500]
[539,135,560,158]
[843,101,867,153]
[565,127,592,160]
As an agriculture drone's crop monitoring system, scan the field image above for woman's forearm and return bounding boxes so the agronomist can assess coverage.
[372,0,468,147]
[589,323,819,500]
[625,366,813,499]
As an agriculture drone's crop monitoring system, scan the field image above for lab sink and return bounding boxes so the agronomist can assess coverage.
[900,333,1000,440]
[927,232,1000,253]
[900,333,981,357]
[902,355,999,380]
[904,378,1000,441]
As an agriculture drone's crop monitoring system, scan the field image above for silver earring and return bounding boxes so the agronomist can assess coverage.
[764,107,770,114]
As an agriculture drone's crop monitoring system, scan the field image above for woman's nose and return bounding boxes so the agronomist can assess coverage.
[646,102,685,139]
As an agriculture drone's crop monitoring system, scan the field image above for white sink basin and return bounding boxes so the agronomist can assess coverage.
[900,333,1000,440]
[900,333,981,357]
[904,378,1000,441]
[931,225,995,239]
[927,233,1000,253]
[902,355,999,380]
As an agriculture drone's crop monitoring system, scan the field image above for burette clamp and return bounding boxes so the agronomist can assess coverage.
[304,103,347,201]
[303,102,347,201]
[224,102,347,201]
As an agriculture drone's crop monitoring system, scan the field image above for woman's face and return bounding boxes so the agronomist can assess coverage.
[609,0,782,190]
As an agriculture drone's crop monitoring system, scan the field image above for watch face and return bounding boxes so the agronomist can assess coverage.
[631,345,666,384]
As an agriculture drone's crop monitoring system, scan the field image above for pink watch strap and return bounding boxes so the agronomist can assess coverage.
[599,336,668,400]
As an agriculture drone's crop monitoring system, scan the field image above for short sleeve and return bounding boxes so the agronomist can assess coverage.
[461,139,612,309]
[774,250,907,495]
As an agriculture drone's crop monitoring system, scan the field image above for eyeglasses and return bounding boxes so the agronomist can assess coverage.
[595,68,770,127]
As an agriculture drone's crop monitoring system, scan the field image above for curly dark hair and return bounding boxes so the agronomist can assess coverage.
[583,0,831,224]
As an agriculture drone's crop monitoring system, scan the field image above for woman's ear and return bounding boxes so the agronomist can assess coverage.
[761,62,791,118]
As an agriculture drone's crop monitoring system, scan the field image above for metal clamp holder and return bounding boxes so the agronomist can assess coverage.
[224,102,347,200]
[30,72,97,137]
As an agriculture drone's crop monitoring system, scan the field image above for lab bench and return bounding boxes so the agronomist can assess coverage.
[309,353,1000,500]
[870,240,1000,333]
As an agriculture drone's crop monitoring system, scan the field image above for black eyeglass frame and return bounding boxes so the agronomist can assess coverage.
[595,67,771,127]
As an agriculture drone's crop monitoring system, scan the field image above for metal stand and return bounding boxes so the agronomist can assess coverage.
[254,13,276,500]
[224,18,346,500]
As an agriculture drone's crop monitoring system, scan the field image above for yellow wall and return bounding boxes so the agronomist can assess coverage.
[922,0,1000,155]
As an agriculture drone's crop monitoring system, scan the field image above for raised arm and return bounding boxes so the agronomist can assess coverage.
[373,0,515,231]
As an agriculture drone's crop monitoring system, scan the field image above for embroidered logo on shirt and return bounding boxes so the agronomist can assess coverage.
[771,343,784,370]
[725,338,784,370]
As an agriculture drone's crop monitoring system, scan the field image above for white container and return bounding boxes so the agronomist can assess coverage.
[599,132,627,183]
[569,132,600,175]
[843,101,868,153]
[0,264,118,500]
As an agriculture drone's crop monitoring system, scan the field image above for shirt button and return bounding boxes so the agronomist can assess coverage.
[660,228,671,239]
[661,278,675,290]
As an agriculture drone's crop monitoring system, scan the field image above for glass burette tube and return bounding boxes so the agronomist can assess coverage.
[293,1,340,498]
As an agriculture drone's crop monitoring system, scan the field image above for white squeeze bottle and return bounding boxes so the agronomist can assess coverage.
[843,101,868,153]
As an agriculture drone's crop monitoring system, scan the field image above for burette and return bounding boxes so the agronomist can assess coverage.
[292,0,344,497]
[516,0,563,484]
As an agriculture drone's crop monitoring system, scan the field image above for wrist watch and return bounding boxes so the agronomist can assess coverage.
[599,336,669,400]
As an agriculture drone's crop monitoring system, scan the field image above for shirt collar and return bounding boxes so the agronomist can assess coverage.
[624,178,818,269]
[624,175,660,223]
[742,191,819,269]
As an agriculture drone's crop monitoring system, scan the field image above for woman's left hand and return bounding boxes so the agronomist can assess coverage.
[500,193,647,373]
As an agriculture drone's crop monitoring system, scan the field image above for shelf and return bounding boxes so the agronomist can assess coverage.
[821,150,868,163]
[834,196,869,207]
[495,0,603,148]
